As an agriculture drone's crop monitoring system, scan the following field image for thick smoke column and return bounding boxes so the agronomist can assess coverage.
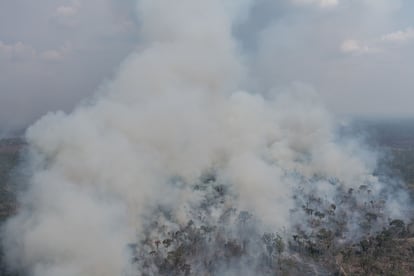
[2,0,410,275]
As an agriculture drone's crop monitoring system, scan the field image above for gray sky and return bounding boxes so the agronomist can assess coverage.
[1,0,414,131]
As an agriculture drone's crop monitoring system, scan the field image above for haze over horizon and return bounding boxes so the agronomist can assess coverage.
[1,0,414,131]
[1,1,414,275]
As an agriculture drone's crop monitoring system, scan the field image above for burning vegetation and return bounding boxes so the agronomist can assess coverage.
[128,170,414,275]
[1,1,414,275]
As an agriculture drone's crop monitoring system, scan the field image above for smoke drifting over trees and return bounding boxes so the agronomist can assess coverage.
[1,1,412,275]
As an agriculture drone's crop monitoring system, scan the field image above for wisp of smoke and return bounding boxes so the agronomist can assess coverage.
[2,0,411,275]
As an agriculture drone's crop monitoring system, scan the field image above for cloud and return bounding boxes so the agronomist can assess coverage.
[1,0,414,131]
[55,6,77,17]
[340,27,414,55]
[0,40,70,62]
[340,39,380,54]
[0,41,36,61]
[40,50,65,61]
[39,44,72,62]
[381,27,414,43]
[0,0,140,131]
[291,0,338,8]
[53,0,82,28]
[250,0,414,117]
[55,1,81,17]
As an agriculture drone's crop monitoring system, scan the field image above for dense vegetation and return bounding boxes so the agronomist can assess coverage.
[2,119,414,275]
[354,119,414,189]
[0,138,23,276]
[0,138,22,222]
[131,172,414,275]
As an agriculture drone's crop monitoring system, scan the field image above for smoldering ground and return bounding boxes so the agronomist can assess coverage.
[1,0,412,275]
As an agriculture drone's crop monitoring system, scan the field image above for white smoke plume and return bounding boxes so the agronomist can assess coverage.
[2,0,411,275]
